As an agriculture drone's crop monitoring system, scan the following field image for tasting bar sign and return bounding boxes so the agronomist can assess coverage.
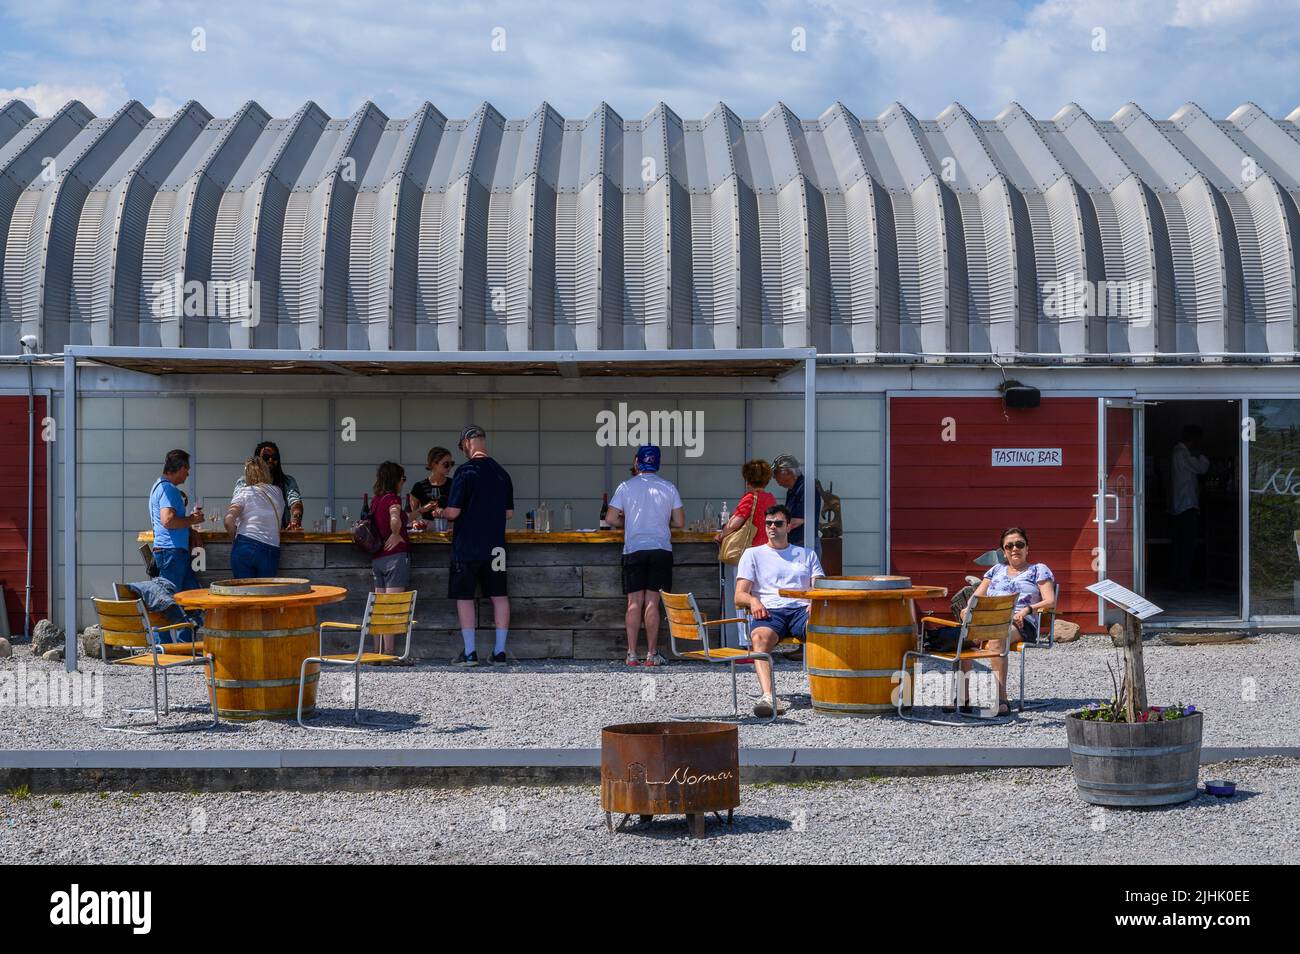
[991,447,1062,467]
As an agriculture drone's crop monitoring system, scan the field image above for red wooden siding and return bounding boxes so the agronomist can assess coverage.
[0,397,48,636]
[889,397,1102,630]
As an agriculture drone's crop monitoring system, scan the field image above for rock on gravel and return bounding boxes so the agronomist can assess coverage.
[0,637,10,658]
[30,619,62,655]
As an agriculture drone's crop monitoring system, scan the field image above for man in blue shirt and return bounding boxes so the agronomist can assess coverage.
[772,454,822,552]
[149,449,204,599]
[442,426,514,666]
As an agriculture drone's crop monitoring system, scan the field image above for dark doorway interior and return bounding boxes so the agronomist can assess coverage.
[1143,400,1240,619]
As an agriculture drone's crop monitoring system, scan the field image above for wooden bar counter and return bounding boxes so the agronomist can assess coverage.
[139,530,720,661]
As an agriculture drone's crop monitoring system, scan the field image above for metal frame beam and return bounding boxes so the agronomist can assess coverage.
[62,354,76,672]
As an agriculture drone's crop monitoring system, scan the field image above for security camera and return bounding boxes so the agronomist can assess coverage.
[19,334,38,351]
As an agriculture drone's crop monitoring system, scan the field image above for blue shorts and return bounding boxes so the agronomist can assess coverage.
[751,605,808,642]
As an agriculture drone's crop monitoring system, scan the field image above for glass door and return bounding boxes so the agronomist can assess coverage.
[1096,399,1143,627]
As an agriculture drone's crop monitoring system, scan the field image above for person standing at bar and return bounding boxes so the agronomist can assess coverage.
[149,449,204,596]
[370,461,411,657]
[224,456,284,578]
[715,459,777,647]
[442,426,514,665]
[410,446,454,523]
[606,444,684,667]
[233,441,303,530]
[772,454,822,554]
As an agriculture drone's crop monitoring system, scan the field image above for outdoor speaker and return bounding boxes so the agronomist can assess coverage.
[1002,385,1041,409]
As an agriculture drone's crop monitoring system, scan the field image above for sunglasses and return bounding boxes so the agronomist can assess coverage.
[1003,541,1027,550]
[261,453,279,462]
[764,520,787,527]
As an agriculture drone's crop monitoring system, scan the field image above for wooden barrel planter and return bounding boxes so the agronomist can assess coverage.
[1066,713,1203,807]
[805,576,920,717]
[174,580,347,721]
[601,722,739,838]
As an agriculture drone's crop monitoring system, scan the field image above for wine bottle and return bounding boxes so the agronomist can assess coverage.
[598,492,610,530]
[562,501,573,530]
[361,493,370,520]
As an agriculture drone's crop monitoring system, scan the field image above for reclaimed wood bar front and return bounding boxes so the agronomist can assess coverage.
[138,531,721,660]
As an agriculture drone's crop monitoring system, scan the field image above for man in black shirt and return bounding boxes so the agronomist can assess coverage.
[442,426,514,665]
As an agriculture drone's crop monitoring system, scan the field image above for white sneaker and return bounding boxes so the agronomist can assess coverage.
[753,693,788,718]
[644,652,667,667]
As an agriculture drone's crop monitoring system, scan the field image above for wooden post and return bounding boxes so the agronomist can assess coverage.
[1121,610,1147,719]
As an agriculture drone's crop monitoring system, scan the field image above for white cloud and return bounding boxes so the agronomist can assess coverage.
[1168,0,1260,27]
[0,79,129,116]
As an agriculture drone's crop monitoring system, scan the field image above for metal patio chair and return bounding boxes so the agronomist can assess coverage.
[92,597,217,734]
[661,591,778,723]
[297,591,417,732]
[1009,581,1058,712]
[112,583,203,659]
[898,593,1016,725]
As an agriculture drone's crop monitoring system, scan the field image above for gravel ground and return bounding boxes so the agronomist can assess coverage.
[1,634,1297,749]
[1,758,1293,864]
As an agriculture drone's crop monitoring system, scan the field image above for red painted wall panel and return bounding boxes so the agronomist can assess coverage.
[889,397,1102,631]
[0,397,48,636]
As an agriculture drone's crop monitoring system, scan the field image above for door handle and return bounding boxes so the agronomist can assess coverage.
[1104,492,1120,524]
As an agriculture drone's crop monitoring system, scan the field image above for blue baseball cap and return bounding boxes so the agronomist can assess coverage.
[635,444,661,473]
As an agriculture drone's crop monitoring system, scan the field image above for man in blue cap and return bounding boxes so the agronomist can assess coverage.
[605,444,684,666]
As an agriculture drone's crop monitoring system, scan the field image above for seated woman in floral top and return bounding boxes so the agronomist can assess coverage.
[964,526,1056,714]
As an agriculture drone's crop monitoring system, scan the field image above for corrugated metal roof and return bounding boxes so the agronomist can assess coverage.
[1,99,1298,362]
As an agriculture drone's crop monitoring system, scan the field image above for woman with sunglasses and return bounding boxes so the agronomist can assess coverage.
[233,441,303,530]
[965,527,1056,714]
[409,446,454,524]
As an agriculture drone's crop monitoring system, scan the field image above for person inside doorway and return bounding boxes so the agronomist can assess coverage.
[1170,424,1211,591]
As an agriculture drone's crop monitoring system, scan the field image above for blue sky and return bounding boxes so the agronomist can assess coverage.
[1,0,1298,122]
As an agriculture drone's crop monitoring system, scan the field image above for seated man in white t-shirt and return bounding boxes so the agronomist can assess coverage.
[735,504,824,717]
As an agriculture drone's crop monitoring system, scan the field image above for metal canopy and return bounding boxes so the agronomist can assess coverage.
[60,345,818,669]
[61,345,813,378]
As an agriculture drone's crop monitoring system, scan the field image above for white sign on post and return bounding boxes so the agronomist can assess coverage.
[991,448,1062,467]
[1086,579,1163,620]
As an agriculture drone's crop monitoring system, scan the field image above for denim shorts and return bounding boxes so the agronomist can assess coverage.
[371,551,411,590]
[750,604,809,642]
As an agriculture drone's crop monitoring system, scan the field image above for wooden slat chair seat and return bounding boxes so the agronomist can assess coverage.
[661,591,778,723]
[921,582,1060,710]
[297,591,417,732]
[899,594,1017,725]
[92,597,217,734]
[112,584,203,659]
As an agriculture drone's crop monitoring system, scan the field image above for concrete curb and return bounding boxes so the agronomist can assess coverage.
[2,747,1295,792]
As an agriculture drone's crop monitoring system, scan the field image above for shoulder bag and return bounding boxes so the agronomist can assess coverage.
[718,492,759,565]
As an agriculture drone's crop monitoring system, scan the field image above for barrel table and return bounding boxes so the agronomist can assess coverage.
[175,579,347,720]
[778,576,947,716]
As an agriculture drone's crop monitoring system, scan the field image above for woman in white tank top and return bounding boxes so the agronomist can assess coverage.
[225,457,285,579]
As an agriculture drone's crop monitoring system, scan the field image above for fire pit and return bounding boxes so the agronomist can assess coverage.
[601,721,740,838]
